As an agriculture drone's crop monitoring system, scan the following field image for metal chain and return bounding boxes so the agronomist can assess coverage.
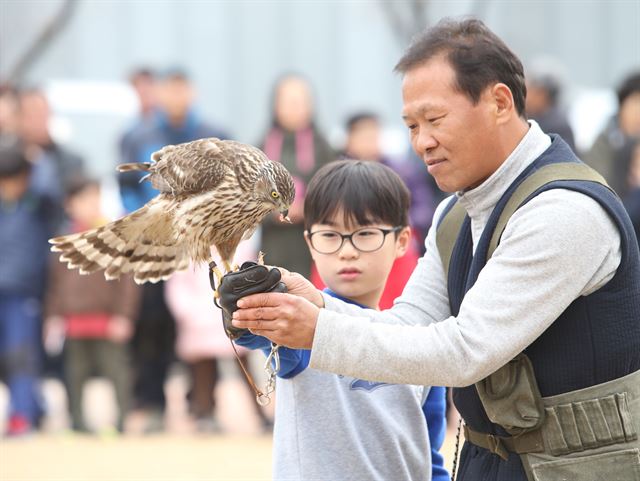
[257,343,280,406]
[451,416,463,481]
[209,260,280,406]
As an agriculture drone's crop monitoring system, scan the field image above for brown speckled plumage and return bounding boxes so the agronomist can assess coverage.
[50,138,295,284]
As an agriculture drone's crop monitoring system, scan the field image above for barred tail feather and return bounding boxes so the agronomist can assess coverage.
[50,199,189,284]
[116,162,152,173]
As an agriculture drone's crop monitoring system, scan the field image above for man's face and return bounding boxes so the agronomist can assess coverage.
[305,211,410,309]
[159,78,194,121]
[402,57,500,192]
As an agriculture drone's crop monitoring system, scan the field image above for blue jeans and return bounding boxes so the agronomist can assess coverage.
[0,292,43,424]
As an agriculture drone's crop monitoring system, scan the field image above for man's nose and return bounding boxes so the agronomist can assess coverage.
[415,129,438,154]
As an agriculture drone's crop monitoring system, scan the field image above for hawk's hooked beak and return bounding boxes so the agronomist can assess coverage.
[279,210,292,223]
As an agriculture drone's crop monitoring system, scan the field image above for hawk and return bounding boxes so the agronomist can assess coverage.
[50,138,295,284]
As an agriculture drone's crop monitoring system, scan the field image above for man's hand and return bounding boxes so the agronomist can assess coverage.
[231,292,320,349]
[275,267,325,308]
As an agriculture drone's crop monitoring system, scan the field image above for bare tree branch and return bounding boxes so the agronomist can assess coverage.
[6,0,77,85]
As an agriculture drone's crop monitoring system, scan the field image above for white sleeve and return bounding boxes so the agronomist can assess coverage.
[310,190,621,387]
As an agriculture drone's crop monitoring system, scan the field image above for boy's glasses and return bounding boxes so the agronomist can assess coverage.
[307,226,403,254]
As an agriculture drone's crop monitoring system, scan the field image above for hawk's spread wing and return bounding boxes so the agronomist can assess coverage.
[148,138,271,196]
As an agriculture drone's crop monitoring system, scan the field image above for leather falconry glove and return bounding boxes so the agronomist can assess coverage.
[215,261,287,340]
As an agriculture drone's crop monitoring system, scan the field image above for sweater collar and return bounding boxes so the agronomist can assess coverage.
[456,120,551,219]
[323,288,372,310]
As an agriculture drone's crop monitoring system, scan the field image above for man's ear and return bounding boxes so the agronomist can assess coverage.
[394,226,412,259]
[491,82,516,124]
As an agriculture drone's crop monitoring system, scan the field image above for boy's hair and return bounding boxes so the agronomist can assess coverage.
[0,137,31,178]
[64,174,100,199]
[304,160,410,230]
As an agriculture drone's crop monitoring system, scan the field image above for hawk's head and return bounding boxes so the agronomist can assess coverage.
[258,160,295,221]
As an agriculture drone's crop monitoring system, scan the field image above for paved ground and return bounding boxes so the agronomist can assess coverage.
[0,358,461,481]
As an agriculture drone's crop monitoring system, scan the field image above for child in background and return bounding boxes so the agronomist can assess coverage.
[0,139,58,436]
[236,160,448,481]
[44,177,140,433]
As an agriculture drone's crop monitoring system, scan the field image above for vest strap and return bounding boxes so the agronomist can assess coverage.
[436,163,610,275]
[436,201,466,282]
[463,424,545,461]
[486,163,610,259]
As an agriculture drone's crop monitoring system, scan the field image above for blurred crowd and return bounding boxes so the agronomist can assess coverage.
[0,64,639,438]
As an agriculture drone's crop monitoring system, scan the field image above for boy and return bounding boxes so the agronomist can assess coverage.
[43,177,140,433]
[235,160,448,481]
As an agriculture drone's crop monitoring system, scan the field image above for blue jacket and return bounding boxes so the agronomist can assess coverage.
[0,190,60,298]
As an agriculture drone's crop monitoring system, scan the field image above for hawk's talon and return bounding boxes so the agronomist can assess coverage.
[257,251,265,265]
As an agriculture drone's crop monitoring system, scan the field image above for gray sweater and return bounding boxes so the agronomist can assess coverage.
[273,367,431,481]
[309,121,622,388]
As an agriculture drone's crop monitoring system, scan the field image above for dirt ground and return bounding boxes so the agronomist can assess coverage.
[0,360,461,481]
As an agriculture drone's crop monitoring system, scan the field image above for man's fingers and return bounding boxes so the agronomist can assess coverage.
[233,305,281,321]
[232,315,279,330]
[237,292,289,309]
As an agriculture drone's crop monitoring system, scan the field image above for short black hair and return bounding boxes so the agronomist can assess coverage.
[394,17,527,117]
[64,174,100,199]
[304,160,410,231]
[345,112,379,133]
[617,71,640,107]
[129,67,156,83]
[0,136,31,178]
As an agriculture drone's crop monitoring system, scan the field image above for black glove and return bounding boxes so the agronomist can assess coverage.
[215,261,287,340]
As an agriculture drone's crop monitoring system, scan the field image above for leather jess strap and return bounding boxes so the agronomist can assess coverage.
[463,425,544,461]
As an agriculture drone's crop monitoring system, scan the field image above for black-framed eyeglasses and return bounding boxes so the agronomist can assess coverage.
[306,226,403,254]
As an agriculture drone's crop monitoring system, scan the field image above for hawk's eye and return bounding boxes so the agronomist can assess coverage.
[271,191,280,199]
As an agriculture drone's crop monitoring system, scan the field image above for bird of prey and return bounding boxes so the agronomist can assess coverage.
[50,138,295,285]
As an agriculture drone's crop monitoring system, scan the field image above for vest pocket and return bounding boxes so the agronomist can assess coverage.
[544,392,637,456]
[530,448,640,481]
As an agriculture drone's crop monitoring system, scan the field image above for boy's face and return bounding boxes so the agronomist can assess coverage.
[305,211,411,309]
[66,185,102,227]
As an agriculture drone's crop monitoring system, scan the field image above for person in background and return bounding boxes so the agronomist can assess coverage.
[622,139,640,246]
[236,161,448,481]
[0,85,19,137]
[129,68,158,121]
[0,138,59,436]
[117,68,230,433]
[43,177,140,434]
[118,68,159,179]
[525,62,576,151]
[584,71,640,197]
[16,88,86,204]
[259,74,335,278]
